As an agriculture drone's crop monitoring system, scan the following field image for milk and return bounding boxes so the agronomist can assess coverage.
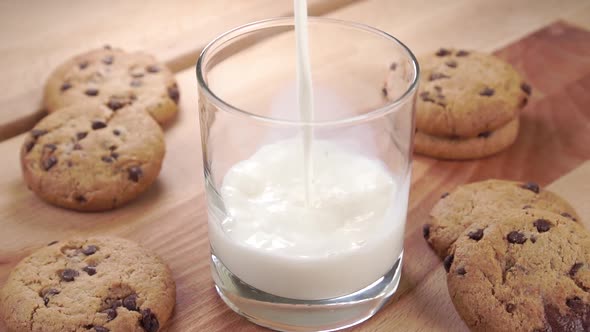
[294,0,314,205]
[208,0,408,301]
[209,139,408,300]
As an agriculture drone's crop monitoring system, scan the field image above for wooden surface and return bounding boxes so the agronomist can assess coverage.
[1,0,590,331]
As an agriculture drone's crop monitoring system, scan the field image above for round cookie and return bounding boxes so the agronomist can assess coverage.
[424,179,580,258]
[21,102,165,211]
[44,46,179,125]
[387,48,530,138]
[0,237,176,332]
[414,117,519,160]
[446,209,590,332]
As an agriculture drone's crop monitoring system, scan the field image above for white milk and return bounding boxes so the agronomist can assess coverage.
[294,0,314,205]
[208,0,408,300]
[209,139,409,300]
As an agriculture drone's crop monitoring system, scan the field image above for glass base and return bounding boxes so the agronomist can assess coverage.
[210,251,403,332]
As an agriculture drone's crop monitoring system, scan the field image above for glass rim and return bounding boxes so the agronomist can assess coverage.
[196,16,420,127]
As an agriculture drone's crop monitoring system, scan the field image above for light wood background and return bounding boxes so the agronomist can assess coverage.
[1,1,590,331]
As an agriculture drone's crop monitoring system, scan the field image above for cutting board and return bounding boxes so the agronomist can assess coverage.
[1,18,590,332]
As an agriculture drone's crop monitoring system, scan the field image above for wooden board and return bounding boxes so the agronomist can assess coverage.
[0,0,356,141]
[1,4,590,332]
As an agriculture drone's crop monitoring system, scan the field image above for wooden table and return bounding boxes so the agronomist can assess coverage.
[1,1,590,331]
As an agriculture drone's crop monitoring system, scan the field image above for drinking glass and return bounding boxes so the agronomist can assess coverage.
[197,17,419,332]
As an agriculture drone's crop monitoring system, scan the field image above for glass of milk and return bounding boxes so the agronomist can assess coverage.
[196,17,419,332]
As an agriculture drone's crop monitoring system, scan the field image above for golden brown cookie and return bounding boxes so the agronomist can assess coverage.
[44,46,179,125]
[446,209,590,332]
[21,102,165,211]
[386,48,530,138]
[0,236,176,332]
[424,179,580,258]
[414,117,519,160]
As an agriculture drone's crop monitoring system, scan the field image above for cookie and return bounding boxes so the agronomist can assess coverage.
[0,236,176,332]
[44,46,179,125]
[386,48,530,138]
[21,102,165,211]
[414,117,519,160]
[424,179,580,258]
[446,209,590,331]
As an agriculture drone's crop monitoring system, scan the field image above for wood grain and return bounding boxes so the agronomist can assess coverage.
[0,0,358,141]
[1,1,590,331]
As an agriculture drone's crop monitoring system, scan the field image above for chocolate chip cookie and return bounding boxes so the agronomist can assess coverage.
[414,117,519,160]
[424,179,580,257]
[446,209,590,331]
[44,46,179,125]
[392,48,530,138]
[21,102,165,211]
[0,237,176,332]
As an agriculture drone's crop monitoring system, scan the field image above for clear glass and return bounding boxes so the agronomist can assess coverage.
[197,17,419,332]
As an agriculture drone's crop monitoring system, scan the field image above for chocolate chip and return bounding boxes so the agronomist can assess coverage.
[59,269,79,282]
[113,129,121,136]
[566,296,585,312]
[423,224,431,239]
[103,308,117,321]
[561,212,578,222]
[477,131,491,138]
[140,309,159,332]
[445,60,457,68]
[128,166,142,182]
[533,219,551,233]
[94,327,109,332]
[108,145,117,151]
[435,48,451,56]
[92,121,107,130]
[82,245,98,255]
[47,240,58,246]
[107,98,125,111]
[85,88,99,96]
[25,141,35,153]
[468,229,484,241]
[429,73,450,81]
[75,195,87,203]
[522,205,532,209]
[443,254,454,272]
[457,267,466,275]
[168,84,179,104]
[60,82,72,92]
[419,91,435,103]
[521,182,540,194]
[79,61,89,69]
[102,56,114,65]
[521,83,532,95]
[441,192,450,199]
[76,132,88,140]
[146,65,160,73]
[456,50,470,57]
[42,156,58,171]
[123,294,138,311]
[31,129,48,139]
[130,79,142,87]
[41,288,60,306]
[44,143,57,152]
[389,62,397,71]
[83,266,97,276]
[480,87,495,96]
[111,152,119,159]
[434,86,442,92]
[73,143,83,151]
[570,263,584,277]
[104,44,112,50]
[102,156,114,163]
[381,87,388,97]
[507,231,527,244]
[506,303,516,313]
[530,235,537,243]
